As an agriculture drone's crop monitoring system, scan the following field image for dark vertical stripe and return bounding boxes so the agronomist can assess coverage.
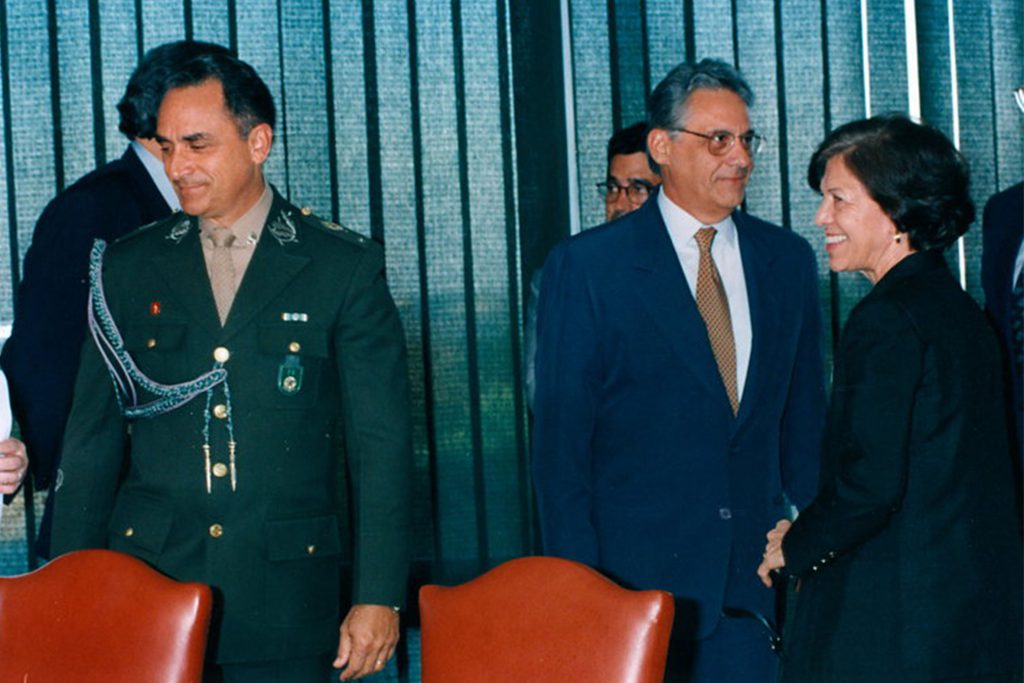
[274,1,290,197]
[227,0,238,53]
[403,0,441,574]
[683,0,695,63]
[1,0,20,287]
[134,0,143,57]
[820,0,841,351]
[772,2,790,230]
[639,0,650,108]
[183,0,193,42]
[361,0,383,242]
[449,0,488,570]
[496,0,532,555]
[46,0,64,192]
[88,0,106,166]
[607,0,621,131]
[985,15,1000,188]
[730,0,739,67]
[320,0,339,222]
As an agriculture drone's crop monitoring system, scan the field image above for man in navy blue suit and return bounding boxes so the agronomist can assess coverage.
[532,59,825,682]
[0,40,229,557]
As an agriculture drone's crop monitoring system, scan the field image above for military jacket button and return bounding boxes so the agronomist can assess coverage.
[288,341,301,353]
[146,338,157,349]
[213,347,230,363]
[212,462,228,478]
[307,545,316,555]
[209,523,224,538]
[124,527,134,537]
[212,404,228,419]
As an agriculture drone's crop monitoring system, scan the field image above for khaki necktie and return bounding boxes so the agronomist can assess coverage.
[209,229,237,325]
[694,227,738,414]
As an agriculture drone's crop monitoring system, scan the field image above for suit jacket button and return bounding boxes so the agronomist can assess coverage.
[209,523,224,538]
[718,507,732,520]
[213,346,230,363]
[212,462,228,478]
[212,404,228,419]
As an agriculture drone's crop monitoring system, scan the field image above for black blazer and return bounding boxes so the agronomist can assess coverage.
[781,252,1023,682]
[1,146,171,491]
[981,182,1023,463]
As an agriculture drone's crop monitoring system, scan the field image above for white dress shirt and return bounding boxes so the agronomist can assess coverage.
[658,191,753,399]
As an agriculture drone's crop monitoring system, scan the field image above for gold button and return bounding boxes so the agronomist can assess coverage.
[213,347,230,363]
[282,376,298,392]
[300,206,312,216]
[288,341,301,353]
[209,524,224,538]
[212,404,228,419]
[306,545,316,555]
[124,527,134,537]
[146,338,157,349]
[212,462,228,478]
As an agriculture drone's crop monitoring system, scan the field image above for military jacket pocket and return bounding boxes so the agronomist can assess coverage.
[264,514,342,623]
[107,496,174,562]
[122,321,189,382]
[257,324,329,408]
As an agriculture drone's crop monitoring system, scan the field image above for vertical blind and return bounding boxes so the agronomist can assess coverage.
[0,1,1020,680]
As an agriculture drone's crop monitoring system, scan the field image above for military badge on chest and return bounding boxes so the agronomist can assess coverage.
[277,313,310,396]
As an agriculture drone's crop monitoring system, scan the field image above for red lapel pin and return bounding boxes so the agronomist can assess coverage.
[150,301,162,316]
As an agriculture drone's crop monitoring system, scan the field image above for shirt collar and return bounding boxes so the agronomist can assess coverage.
[199,181,272,247]
[656,189,737,247]
[131,140,180,211]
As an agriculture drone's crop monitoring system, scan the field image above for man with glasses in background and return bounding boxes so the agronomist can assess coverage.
[524,122,660,409]
[532,58,825,682]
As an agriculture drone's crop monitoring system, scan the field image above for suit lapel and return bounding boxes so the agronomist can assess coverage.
[631,198,733,405]
[220,196,311,342]
[734,212,779,425]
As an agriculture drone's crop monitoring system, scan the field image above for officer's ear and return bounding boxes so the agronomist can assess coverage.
[247,123,273,165]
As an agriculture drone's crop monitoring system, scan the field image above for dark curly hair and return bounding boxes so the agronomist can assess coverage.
[807,114,974,251]
[117,41,233,140]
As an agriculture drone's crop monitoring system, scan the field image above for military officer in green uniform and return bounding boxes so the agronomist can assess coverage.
[50,51,412,682]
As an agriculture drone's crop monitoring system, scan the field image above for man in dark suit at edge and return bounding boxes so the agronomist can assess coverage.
[532,58,825,682]
[50,51,411,681]
[0,40,230,557]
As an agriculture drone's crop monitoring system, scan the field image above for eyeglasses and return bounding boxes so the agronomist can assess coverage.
[670,127,765,157]
[597,179,655,203]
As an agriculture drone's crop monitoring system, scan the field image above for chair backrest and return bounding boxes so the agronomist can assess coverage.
[419,556,674,683]
[0,549,212,682]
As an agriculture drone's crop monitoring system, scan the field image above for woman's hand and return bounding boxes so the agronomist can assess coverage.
[757,518,792,587]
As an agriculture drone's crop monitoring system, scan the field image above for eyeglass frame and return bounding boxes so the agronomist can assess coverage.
[668,127,765,157]
[596,178,656,203]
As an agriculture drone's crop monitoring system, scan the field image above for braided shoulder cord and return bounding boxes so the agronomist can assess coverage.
[86,240,227,419]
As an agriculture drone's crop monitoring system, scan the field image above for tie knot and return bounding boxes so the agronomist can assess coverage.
[209,228,236,249]
[695,227,717,253]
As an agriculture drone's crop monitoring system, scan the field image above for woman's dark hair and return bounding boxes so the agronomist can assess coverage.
[807,114,974,251]
[162,52,276,135]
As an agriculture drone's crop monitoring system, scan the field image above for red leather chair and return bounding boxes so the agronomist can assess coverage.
[0,549,212,682]
[419,556,674,683]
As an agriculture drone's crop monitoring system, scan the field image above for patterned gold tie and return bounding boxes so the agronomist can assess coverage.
[694,227,738,414]
[209,228,236,326]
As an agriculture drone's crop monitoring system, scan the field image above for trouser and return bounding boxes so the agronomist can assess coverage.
[664,612,779,683]
[205,654,332,683]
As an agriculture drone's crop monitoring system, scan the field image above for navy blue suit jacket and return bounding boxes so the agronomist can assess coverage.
[1,146,170,494]
[531,194,825,639]
[981,182,1023,462]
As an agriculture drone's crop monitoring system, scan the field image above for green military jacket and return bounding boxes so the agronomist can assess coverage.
[51,190,413,664]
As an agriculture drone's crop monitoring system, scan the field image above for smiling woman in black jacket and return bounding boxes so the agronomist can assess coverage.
[757,114,1022,683]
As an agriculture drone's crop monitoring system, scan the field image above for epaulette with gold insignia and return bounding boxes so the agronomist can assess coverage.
[114,210,191,245]
[294,206,371,247]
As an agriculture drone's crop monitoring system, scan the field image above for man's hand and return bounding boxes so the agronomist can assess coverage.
[0,438,29,495]
[334,603,400,680]
[757,518,792,587]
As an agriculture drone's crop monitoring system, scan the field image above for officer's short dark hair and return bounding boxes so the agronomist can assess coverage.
[163,51,276,135]
[117,41,233,140]
[807,113,974,251]
[606,122,649,168]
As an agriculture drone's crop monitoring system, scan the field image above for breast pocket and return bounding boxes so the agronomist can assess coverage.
[123,321,189,381]
[257,324,330,409]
